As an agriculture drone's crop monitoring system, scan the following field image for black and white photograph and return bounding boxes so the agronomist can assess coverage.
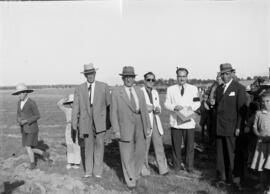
[0,0,269,193]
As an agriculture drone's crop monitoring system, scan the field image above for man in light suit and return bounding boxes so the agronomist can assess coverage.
[215,63,246,186]
[72,63,111,178]
[110,66,151,189]
[164,67,200,173]
[141,72,168,176]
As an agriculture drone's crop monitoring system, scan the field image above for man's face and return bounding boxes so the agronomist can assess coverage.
[123,76,135,87]
[19,92,27,101]
[144,74,155,89]
[84,72,96,83]
[221,71,232,84]
[177,70,188,86]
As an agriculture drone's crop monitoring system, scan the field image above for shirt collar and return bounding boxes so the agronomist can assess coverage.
[224,78,233,87]
[87,81,95,88]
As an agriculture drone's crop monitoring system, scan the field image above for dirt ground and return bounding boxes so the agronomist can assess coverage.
[0,88,260,194]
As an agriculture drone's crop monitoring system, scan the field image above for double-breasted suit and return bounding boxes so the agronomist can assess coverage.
[72,81,110,176]
[110,85,151,187]
[215,79,246,182]
[17,98,40,147]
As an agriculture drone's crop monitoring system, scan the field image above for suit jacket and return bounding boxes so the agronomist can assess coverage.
[17,98,40,133]
[215,80,247,136]
[72,81,111,138]
[110,86,151,142]
[141,87,164,135]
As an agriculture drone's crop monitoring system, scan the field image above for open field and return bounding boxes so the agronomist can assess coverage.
[0,88,257,194]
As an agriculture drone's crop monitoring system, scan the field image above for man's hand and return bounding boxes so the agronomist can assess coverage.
[20,119,28,125]
[114,131,121,141]
[146,128,152,137]
[153,106,161,114]
[174,105,183,112]
[235,128,240,136]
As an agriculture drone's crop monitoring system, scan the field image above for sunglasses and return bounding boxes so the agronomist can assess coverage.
[146,79,155,82]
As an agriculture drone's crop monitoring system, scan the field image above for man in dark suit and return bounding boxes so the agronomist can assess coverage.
[72,63,111,178]
[215,63,246,186]
[110,66,151,189]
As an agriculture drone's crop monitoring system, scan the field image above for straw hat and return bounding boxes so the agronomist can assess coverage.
[81,63,98,74]
[12,83,33,95]
[63,94,74,105]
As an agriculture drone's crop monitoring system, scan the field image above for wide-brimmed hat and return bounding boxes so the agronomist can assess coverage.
[12,83,34,95]
[119,66,137,77]
[81,63,98,74]
[63,94,74,105]
[220,63,235,74]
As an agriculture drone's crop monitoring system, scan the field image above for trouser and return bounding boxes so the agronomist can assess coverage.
[119,114,146,187]
[171,127,195,171]
[216,136,236,183]
[65,124,81,164]
[142,117,168,175]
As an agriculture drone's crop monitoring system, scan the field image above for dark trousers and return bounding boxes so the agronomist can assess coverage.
[171,127,194,171]
[216,136,236,183]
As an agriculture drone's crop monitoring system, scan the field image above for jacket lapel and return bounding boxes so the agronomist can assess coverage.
[93,81,99,106]
[120,86,136,111]
[82,82,91,115]
[220,80,235,102]
[21,98,31,112]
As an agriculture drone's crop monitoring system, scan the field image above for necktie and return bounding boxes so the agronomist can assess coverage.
[88,84,92,106]
[181,86,184,96]
[222,84,226,94]
[147,89,153,104]
[129,88,137,109]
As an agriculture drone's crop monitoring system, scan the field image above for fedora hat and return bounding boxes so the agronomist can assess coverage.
[119,66,137,76]
[12,83,33,95]
[63,94,74,105]
[220,63,235,74]
[81,63,98,74]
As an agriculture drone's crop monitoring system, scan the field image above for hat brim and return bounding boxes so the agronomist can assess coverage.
[81,68,98,74]
[119,73,137,77]
[12,89,33,95]
[220,68,234,74]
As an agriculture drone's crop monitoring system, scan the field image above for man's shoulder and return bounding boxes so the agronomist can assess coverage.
[186,83,198,89]
[95,81,108,87]
[167,84,178,90]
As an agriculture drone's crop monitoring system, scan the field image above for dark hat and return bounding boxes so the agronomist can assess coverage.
[119,66,137,77]
[12,83,33,95]
[220,63,235,74]
[81,63,98,74]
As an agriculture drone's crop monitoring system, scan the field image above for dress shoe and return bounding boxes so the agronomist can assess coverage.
[84,174,92,178]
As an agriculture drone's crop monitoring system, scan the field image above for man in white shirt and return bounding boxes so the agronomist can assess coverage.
[141,72,168,176]
[164,67,200,173]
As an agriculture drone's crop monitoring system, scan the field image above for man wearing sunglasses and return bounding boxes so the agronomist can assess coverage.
[141,72,169,176]
[164,67,200,174]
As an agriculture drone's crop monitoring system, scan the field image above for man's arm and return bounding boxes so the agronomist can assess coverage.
[164,87,180,111]
[110,88,120,139]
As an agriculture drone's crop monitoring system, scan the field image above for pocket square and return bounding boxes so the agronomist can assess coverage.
[229,92,235,96]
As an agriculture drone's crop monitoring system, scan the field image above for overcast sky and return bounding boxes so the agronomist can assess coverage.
[0,0,269,86]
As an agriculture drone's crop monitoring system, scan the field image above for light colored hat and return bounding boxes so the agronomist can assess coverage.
[63,94,74,105]
[12,83,33,95]
[220,63,235,74]
[119,66,137,76]
[81,63,98,74]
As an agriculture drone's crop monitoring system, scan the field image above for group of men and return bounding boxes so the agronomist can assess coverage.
[71,62,247,189]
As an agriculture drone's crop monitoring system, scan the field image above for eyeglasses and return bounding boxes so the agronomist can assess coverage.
[146,79,155,82]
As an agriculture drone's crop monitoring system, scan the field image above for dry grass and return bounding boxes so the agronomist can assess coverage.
[0,88,257,194]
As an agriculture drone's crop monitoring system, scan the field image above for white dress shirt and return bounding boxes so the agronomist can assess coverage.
[20,97,29,110]
[124,86,139,110]
[87,81,95,104]
[164,83,200,129]
[223,78,233,93]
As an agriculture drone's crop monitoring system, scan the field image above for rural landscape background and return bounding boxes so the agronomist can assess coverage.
[0,86,258,194]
